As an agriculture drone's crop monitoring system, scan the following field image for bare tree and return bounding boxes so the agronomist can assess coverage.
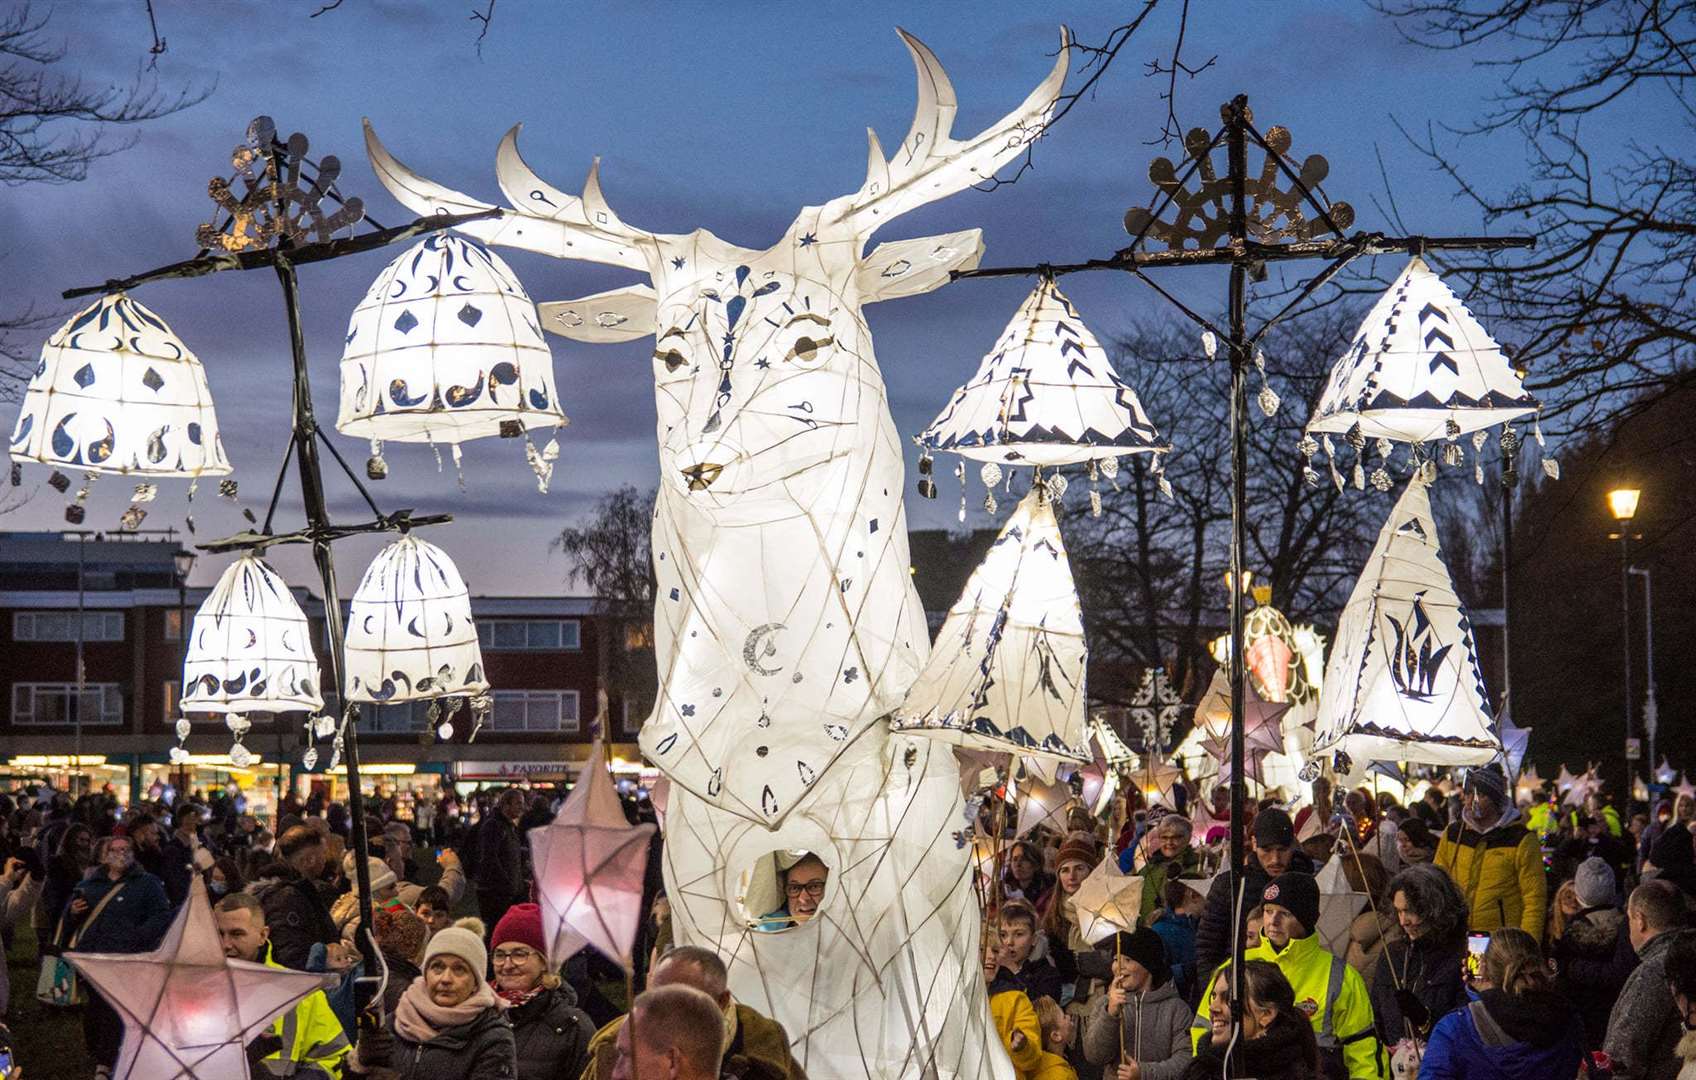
[553,485,659,729]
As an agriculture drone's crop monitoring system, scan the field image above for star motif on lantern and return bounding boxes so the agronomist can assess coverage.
[1514,764,1544,802]
[1654,758,1678,786]
[1554,764,1578,793]
[1675,773,1696,805]
[65,877,327,1079]
[528,742,657,971]
[1067,858,1143,944]
[1127,667,1184,753]
[1127,753,1183,809]
[1012,771,1074,838]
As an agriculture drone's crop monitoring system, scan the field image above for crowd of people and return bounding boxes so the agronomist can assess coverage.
[0,759,1694,1079]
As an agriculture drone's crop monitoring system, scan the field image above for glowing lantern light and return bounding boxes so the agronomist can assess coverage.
[343,535,488,717]
[182,554,323,718]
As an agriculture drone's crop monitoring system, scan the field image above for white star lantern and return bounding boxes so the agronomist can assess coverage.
[1128,754,1183,810]
[1654,758,1678,786]
[894,487,1091,767]
[1310,477,1500,768]
[1012,771,1075,838]
[1067,858,1143,944]
[1306,257,1539,446]
[529,743,656,970]
[1515,764,1544,803]
[1314,856,1368,957]
[1674,774,1696,805]
[10,293,231,478]
[343,534,488,710]
[66,877,326,1079]
[919,276,1168,466]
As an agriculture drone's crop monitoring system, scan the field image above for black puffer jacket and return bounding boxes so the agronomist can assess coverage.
[507,985,594,1080]
[1195,850,1316,980]
[388,1005,516,1080]
[1369,927,1467,1043]
[248,863,339,970]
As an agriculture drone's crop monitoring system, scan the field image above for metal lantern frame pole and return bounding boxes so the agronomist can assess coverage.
[953,94,1533,1056]
[59,118,495,1002]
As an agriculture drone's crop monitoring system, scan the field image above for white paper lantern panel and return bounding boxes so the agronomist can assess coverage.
[893,487,1090,764]
[337,233,567,443]
[344,535,487,704]
[9,294,231,477]
[182,554,324,715]
[1310,477,1500,767]
[920,277,1168,466]
[1306,258,1538,444]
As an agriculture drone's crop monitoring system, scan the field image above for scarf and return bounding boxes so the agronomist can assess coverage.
[496,984,546,1008]
[395,975,501,1044]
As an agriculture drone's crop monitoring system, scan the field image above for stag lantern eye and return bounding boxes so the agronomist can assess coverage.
[778,313,835,369]
[652,329,693,382]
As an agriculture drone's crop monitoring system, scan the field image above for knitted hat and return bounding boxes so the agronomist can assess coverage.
[373,902,429,964]
[342,851,398,892]
[1103,927,1170,989]
[1252,807,1296,848]
[491,902,548,957]
[1464,764,1508,807]
[1261,871,1320,936]
[1055,832,1100,870]
[1574,857,1615,909]
[424,922,488,989]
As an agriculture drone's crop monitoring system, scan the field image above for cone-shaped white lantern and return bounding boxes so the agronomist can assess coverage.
[892,487,1089,764]
[1310,478,1500,767]
[337,232,567,444]
[182,554,323,715]
[919,277,1167,465]
[10,294,231,476]
[344,535,487,704]
[1306,258,1538,444]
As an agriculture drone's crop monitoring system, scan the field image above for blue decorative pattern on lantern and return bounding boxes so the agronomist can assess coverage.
[337,233,566,444]
[343,535,487,706]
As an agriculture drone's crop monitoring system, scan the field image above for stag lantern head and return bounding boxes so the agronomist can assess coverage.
[364,28,1070,826]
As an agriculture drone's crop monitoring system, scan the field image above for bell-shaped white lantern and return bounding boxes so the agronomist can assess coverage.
[1307,257,1539,445]
[893,486,1090,765]
[182,554,324,715]
[920,277,1168,465]
[343,534,487,704]
[337,232,567,444]
[1310,476,1500,767]
[10,293,231,476]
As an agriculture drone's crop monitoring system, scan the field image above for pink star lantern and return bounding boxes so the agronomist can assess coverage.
[1014,772,1074,837]
[66,876,327,1079]
[1128,753,1183,809]
[529,742,657,971]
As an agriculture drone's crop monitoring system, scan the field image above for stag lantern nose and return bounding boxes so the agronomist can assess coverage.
[681,462,724,491]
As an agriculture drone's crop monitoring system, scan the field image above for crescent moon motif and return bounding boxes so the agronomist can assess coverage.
[742,623,786,677]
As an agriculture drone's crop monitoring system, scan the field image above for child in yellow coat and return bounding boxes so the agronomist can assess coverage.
[986,932,1044,1077]
[1030,995,1081,1080]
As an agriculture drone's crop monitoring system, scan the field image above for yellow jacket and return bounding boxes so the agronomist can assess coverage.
[990,989,1044,1079]
[1029,1049,1078,1080]
[261,949,351,1077]
[1192,932,1381,1080]
[1436,813,1546,939]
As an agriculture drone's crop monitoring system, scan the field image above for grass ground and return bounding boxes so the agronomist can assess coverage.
[6,931,96,1079]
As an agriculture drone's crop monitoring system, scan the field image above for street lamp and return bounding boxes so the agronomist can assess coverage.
[173,548,196,798]
[1608,486,1640,799]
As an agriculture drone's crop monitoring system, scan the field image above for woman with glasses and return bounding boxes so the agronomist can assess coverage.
[489,903,595,1080]
[758,853,829,931]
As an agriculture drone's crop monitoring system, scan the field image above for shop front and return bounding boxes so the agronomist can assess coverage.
[137,753,286,820]
[2,755,133,801]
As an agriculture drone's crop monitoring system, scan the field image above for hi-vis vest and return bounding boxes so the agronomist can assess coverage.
[1193,932,1382,1080]
[257,945,352,1078]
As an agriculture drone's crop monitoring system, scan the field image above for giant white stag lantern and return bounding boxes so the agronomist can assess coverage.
[365,28,1069,1080]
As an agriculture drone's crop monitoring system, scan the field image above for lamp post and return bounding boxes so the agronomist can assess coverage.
[1608,486,1641,798]
[1629,564,1657,789]
[172,548,196,798]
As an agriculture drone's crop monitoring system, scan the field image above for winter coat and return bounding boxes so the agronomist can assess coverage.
[1195,850,1316,979]
[1555,904,1632,1047]
[1151,912,1199,1003]
[472,815,525,901]
[1125,846,1202,926]
[62,862,173,953]
[1435,811,1546,939]
[578,1001,807,1080]
[370,1004,515,1080]
[1419,988,1584,1080]
[1344,908,1402,977]
[506,984,594,1080]
[1081,981,1193,1078]
[990,990,1045,1079]
[1367,929,1466,1043]
[249,863,341,969]
[1182,1012,1318,1080]
[1604,929,1685,1080]
[155,835,197,906]
[990,957,1067,1008]
[1030,1049,1078,1080]
[257,942,353,1077]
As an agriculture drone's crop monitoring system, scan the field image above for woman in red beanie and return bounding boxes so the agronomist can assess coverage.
[490,902,595,1080]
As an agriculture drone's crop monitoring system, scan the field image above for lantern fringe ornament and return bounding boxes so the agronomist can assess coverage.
[343,534,489,717]
[337,231,568,473]
[181,554,324,721]
[1309,476,1501,768]
[65,876,328,1079]
[529,742,657,970]
[893,486,1091,767]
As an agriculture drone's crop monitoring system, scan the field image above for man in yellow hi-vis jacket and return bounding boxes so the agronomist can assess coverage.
[216,891,352,1078]
[1436,764,1546,940]
[1192,871,1381,1079]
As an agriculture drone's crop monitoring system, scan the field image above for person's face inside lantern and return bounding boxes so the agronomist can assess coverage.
[1252,838,1293,877]
[1009,844,1040,887]
[104,837,135,875]
[1057,858,1091,897]
[426,954,478,1007]
[492,942,548,994]
[783,855,828,925]
[1261,901,1304,950]
[216,904,270,962]
[998,914,1037,970]
[1393,889,1426,941]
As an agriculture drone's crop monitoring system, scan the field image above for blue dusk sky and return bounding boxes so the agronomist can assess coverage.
[3,2,1680,594]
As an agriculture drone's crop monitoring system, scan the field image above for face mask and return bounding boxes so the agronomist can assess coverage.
[209,881,229,897]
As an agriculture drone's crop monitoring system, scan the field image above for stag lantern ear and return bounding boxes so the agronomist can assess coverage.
[539,283,658,343]
[855,229,984,304]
